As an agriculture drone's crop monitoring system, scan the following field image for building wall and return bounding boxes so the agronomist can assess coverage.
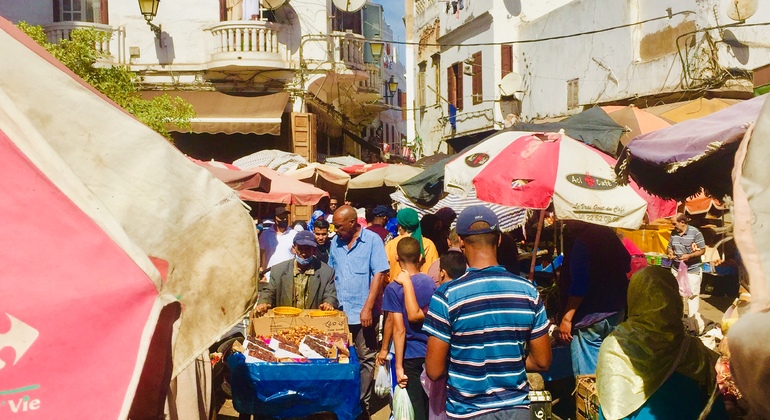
[407,0,770,155]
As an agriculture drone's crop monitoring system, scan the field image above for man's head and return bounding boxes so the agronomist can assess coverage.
[435,207,457,232]
[274,206,291,230]
[440,250,467,283]
[447,228,461,249]
[332,205,359,241]
[372,205,390,226]
[328,198,339,213]
[292,230,317,265]
[673,213,689,234]
[396,236,421,267]
[456,205,500,249]
[313,219,330,246]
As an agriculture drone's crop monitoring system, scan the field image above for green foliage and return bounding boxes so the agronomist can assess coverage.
[16,22,193,140]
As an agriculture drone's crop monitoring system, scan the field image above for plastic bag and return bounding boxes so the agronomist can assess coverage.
[420,368,448,420]
[676,261,693,298]
[374,363,391,397]
[392,386,415,420]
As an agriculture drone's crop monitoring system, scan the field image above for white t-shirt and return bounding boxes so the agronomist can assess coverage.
[258,226,297,270]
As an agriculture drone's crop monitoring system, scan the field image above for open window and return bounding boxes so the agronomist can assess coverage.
[53,0,108,24]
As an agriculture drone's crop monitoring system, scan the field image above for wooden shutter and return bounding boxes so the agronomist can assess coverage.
[472,51,482,105]
[401,92,407,121]
[291,112,316,162]
[501,45,513,77]
[100,0,109,24]
[455,63,463,110]
[447,64,456,107]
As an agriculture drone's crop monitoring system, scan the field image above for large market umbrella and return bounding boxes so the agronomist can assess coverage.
[283,162,351,202]
[444,131,671,229]
[238,166,330,205]
[190,157,271,191]
[513,106,627,156]
[645,97,742,123]
[340,162,389,175]
[400,154,454,207]
[348,164,423,189]
[602,105,672,146]
[412,152,449,169]
[616,94,767,201]
[685,191,727,216]
[323,155,365,169]
[390,189,528,231]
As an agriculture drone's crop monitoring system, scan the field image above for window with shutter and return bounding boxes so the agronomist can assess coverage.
[472,51,482,105]
[447,64,456,107]
[567,78,579,109]
[454,62,463,110]
[501,45,513,78]
[431,53,441,106]
[417,62,427,109]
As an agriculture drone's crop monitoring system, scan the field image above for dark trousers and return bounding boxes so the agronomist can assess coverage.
[350,323,378,415]
[403,357,429,420]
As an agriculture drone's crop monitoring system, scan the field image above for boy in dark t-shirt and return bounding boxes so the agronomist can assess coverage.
[381,237,436,420]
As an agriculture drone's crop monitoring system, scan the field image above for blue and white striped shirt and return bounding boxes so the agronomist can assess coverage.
[423,266,549,419]
[668,225,706,273]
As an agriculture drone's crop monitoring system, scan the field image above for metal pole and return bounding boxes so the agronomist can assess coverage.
[528,209,546,282]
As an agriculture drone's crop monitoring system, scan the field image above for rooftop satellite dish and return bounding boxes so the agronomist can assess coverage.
[261,0,288,10]
[726,0,758,21]
[499,72,523,96]
[333,0,366,13]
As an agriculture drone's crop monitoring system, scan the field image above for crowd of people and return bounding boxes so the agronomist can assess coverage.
[248,200,726,420]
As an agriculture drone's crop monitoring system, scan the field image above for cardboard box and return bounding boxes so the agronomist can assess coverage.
[575,374,599,420]
[249,309,350,345]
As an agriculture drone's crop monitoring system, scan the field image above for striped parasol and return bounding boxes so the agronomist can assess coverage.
[391,188,528,231]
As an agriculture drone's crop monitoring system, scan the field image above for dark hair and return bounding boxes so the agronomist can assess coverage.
[440,251,467,280]
[675,213,688,223]
[397,237,421,264]
[313,219,330,230]
[461,221,500,247]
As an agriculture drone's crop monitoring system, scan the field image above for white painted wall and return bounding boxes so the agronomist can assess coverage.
[407,0,770,155]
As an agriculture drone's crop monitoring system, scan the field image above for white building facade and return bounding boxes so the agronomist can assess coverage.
[0,0,405,163]
[406,0,770,156]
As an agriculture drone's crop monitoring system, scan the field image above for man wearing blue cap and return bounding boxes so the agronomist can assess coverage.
[423,205,552,420]
[254,230,338,315]
[366,205,391,243]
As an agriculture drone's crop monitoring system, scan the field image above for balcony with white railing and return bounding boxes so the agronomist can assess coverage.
[207,20,288,71]
[43,22,125,64]
[354,64,382,102]
[330,31,366,72]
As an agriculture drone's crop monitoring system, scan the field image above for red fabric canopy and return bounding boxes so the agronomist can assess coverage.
[238,166,329,205]
[340,162,389,175]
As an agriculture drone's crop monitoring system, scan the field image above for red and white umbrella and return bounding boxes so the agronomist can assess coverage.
[444,131,673,229]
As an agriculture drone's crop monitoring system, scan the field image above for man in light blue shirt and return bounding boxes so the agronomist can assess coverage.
[329,205,389,418]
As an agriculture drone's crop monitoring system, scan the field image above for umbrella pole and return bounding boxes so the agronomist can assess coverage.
[528,209,546,282]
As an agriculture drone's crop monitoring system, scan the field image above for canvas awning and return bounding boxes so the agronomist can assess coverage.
[141,90,289,135]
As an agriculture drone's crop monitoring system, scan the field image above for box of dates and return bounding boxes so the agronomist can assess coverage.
[245,310,352,363]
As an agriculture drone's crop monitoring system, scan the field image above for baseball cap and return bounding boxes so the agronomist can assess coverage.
[274,206,290,217]
[293,230,317,247]
[373,205,390,217]
[455,205,499,236]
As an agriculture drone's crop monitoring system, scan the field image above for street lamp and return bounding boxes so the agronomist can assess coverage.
[369,34,384,62]
[383,75,398,104]
[138,0,162,40]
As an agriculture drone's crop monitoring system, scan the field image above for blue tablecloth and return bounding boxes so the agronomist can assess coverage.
[229,348,362,419]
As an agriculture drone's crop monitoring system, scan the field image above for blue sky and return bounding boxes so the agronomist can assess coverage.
[376,0,406,61]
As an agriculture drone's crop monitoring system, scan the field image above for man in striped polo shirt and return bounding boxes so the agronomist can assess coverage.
[667,213,706,316]
[423,205,552,419]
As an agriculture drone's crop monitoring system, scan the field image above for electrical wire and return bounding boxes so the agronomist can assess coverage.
[390,10,696,47]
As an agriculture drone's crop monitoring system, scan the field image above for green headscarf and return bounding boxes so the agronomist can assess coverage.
[596,267,718,420]
[396,208,424,256]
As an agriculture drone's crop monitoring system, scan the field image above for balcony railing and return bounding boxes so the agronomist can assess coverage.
[43,22,124,63]
[207,20,288,70]
[330,31,365,71]
[358,64,381,90]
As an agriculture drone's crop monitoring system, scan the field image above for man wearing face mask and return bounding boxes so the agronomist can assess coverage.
[254,231,338,315]
[258,206,298,281]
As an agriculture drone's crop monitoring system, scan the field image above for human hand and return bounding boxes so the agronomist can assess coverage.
[253,303,270,317]
[376,349,389,366]
[668,250,675,260]
[396,367,408,388]
[681,253,689,262]
[558,319,573,343]
[319,302,334,311]
[360,307,373,328]
[394,271,411,285]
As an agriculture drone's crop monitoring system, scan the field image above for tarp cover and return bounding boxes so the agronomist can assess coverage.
[0,18,259,379]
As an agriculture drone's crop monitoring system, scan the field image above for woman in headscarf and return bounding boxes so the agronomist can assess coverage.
[384,208,439,282]
[597,267,727,420]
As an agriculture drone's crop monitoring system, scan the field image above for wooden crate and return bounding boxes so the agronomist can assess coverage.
[575,374,599,420]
